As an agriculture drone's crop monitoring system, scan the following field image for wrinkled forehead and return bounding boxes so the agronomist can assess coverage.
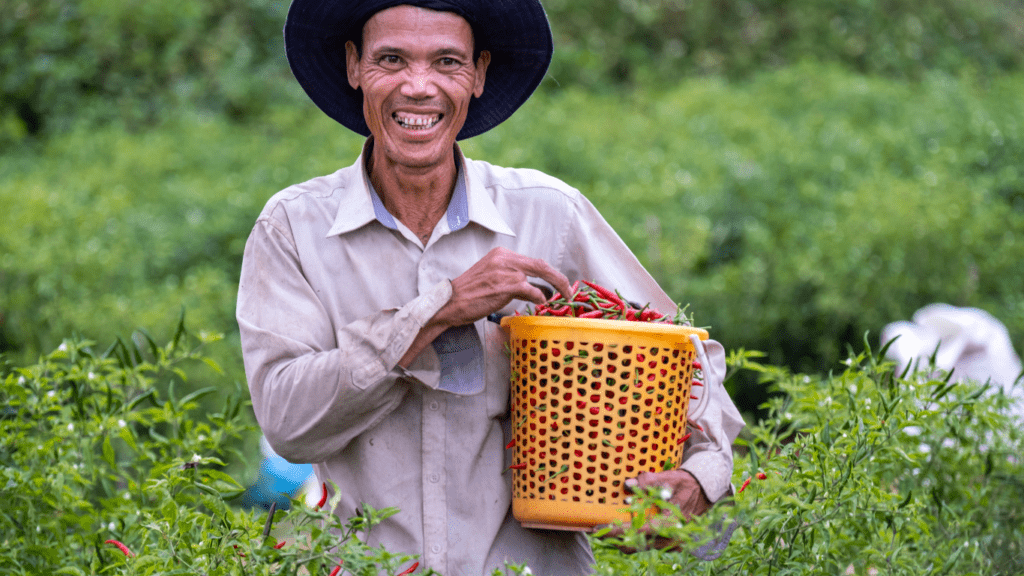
[354,3,481,56]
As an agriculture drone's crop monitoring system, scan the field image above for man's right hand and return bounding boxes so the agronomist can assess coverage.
[398,247,571,367]
[441,247,572,326]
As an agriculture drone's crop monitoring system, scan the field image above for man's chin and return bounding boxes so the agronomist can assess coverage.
[377,134,458,170]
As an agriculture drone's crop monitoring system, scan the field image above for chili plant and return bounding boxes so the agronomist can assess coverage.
[0,318,426,575]
[590,337,1024,575]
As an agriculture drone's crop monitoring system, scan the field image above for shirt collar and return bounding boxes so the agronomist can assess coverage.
[327,139,515,238]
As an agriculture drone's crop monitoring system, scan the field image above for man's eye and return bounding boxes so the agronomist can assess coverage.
[439,57,460,67]
[380,55,402,65]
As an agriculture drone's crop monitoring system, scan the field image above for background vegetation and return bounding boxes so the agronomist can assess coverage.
[3,0,1024,571]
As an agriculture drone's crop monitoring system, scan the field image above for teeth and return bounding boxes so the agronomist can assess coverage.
[394,113,441,129]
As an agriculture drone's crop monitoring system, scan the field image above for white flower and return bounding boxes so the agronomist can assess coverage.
[522,568,532,575]
[88,372,96,380]
[18,376,25,384]
[47,390,55,398]
[108,522,116,531]
[67,423,74,432]
[123,492,131,500]
[58,342,68,352]
[118,419,127,428]
[191,454,202,463]
[659,488,673,500]
[197,434,206,442]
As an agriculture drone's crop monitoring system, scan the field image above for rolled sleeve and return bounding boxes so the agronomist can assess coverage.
[237,217,452,463]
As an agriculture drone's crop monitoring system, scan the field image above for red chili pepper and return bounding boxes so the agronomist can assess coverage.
[104,539,134,557]
[677,432,692,445]
[505,438,515,449]
[274,541,287,549]
[316,481,329,510]
[329,564,343,576]
[508,463,527,470]
[582,280,625,308]
[548,305,571,316]
[578,310,604,319]
[396,561,420,575]
[738,478,752,493]
[756,472,767,480]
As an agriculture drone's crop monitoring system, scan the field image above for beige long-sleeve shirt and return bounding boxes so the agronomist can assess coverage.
[237,142,745,576]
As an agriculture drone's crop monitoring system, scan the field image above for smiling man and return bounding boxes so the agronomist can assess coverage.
[237,1,744,574]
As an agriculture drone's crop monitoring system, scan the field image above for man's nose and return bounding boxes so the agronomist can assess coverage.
[400,66,439,99]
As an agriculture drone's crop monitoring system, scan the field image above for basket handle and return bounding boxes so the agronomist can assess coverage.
[686,334,713,422]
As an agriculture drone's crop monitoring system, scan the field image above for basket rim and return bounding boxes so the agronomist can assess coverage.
[500,314,709,339]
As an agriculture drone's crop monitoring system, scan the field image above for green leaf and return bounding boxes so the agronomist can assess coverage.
[102,436,117,468]
[179,386,217,407]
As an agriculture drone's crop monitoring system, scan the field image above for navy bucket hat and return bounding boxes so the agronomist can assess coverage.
[284,0,553,140]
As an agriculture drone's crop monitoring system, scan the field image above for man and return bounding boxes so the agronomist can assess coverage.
[236,1,745,574]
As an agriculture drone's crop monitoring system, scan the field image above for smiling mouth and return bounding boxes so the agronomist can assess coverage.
[394,112,442,130]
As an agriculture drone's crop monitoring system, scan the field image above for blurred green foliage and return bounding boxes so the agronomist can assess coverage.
[0,0,296,146]
[0,106,360,382]
[544,0,1024,88]
[4,0,1024,145]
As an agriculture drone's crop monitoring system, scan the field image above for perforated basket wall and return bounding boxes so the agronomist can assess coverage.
[500,315,708,531]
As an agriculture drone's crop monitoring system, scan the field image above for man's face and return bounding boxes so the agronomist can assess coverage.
[345,5,490,171]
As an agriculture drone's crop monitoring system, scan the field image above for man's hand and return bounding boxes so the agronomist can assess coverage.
[439,247,572,327]
[601,469,711,551]
[630,469,712,521]
[399,247,571,367]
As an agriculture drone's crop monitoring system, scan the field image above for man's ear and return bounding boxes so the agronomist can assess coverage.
[345,40,361,90]
[473,50,491,98]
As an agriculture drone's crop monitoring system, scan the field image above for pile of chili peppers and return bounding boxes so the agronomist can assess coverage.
[529,280,691,325]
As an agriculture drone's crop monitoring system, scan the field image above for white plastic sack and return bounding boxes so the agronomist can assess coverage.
[881,303,1023,418]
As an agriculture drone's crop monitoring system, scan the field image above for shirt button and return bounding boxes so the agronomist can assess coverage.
[429,473,440,483]
[431,544,441,554]
[429,401,440,411]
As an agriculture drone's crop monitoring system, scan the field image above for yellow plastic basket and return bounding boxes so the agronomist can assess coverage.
[500,315,709,531]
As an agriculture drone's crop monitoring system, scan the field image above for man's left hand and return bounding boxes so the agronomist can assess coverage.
[601,469,711,550]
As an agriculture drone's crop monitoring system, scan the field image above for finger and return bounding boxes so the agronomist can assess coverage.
[510,254,572,302]
[513,279,549,306]
[528,282,554,301]
[631,471,665,489]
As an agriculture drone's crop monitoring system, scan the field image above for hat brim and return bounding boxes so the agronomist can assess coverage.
[284,0,553,140]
